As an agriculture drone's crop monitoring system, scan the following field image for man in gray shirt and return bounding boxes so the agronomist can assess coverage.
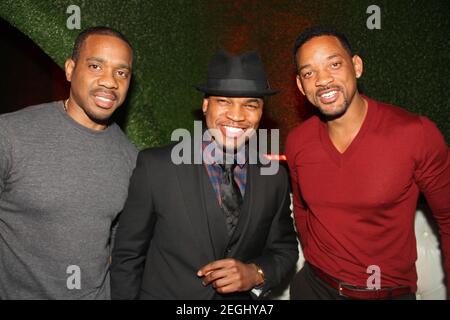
[0,26,137,299]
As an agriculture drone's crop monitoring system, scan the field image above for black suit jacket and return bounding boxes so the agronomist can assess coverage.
[111,144,298,299]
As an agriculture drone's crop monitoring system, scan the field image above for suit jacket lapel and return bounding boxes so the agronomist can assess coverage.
[175,159,265,261]
[175,164,216,263]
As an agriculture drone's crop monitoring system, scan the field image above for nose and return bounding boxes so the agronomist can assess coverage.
[315,70,334,87]
[225,104,245,122]
[98,70,118,89]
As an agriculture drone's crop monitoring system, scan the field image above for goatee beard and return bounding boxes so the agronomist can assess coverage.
[318,98,349,120]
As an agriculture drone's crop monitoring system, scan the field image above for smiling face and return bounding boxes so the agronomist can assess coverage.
[64,34,133,130]
[202,96,263,152]
[295,35,363,118]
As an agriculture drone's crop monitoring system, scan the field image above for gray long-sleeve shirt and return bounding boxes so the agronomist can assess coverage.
[0,101,137,299]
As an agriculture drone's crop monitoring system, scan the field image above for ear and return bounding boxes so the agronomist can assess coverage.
[352,55,363,79]
[296,75,306,96]
[65,58,75,82]
[201,98,209,114]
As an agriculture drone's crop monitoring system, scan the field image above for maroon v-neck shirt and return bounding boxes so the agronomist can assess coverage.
[286,96,450,291]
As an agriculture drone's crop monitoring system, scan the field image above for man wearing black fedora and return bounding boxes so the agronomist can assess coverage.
[110,50,298,300]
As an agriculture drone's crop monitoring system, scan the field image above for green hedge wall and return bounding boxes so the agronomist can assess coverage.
[1,0,448,147]
[0,0,216,149]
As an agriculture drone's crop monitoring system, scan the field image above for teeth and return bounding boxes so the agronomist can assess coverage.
[224,126,244,133]
[320,91,337,98]
[95,96,113,102]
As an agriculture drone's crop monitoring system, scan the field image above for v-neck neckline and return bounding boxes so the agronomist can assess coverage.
[319,96,376,167]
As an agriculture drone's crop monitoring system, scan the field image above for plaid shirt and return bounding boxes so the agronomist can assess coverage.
[202,141,247,206]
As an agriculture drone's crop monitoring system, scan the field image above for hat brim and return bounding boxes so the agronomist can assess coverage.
[195,85,279,97]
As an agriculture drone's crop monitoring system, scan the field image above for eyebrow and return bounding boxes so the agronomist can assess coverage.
[244,99,261,104]
[326,54,342,61]
[298,64,311,72]
[86,57,131,70]
[298,53,344,72]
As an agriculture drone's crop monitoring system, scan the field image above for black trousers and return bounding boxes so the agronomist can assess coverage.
[290,262,416,300]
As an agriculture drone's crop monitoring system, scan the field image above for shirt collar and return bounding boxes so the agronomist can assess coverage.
[202,139,247,168]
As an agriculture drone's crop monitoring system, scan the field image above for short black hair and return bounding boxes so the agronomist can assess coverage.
[293,26,353,72]
[71,26,133,61]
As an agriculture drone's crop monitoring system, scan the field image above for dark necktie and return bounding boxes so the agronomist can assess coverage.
[220,163,243,236]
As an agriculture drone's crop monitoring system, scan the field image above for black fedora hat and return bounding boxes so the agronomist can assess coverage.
[196,50,278,97]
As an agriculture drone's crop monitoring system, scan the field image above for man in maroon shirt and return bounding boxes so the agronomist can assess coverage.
[285,26,450,300]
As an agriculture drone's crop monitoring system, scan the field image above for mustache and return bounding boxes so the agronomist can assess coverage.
[90,88,118,100]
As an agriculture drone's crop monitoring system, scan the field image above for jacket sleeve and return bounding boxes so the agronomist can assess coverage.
[249,166,299,295]
[110,150,156,299]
